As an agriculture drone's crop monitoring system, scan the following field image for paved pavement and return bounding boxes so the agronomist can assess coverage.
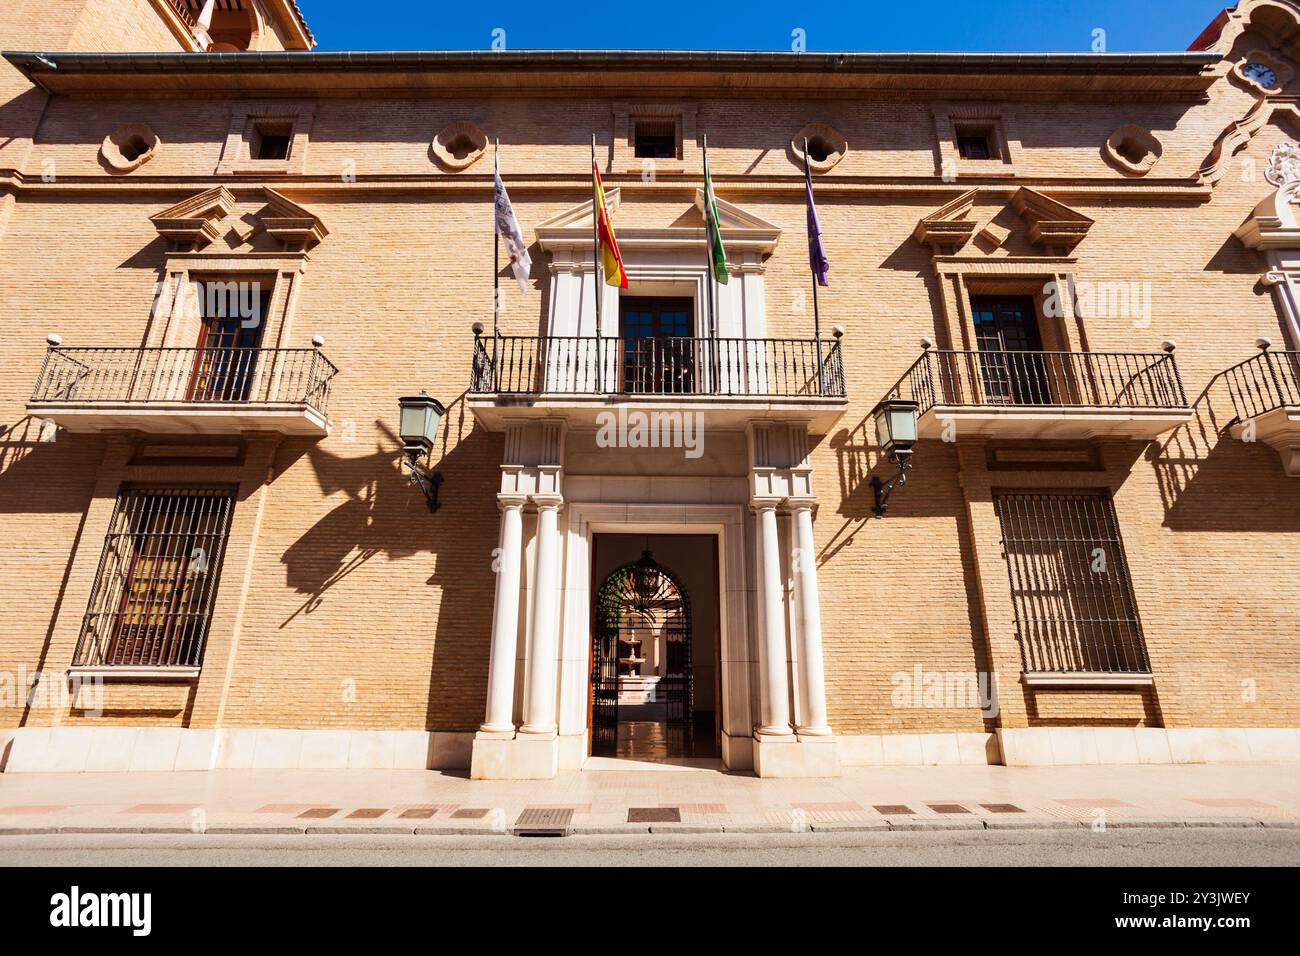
[1,761,1297,838]
[3,828,1298,866]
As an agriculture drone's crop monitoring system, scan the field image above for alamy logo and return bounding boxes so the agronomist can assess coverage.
[49,886,151,937]
[595,407,705,459]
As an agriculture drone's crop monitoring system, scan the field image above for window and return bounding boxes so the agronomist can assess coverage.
[633,118,678,159]
[994,491,1150,675]
[187,282,272,402]
[620,296,694,394]
[955,124,998,161]
[250,122,293,161]
[74,488,235,670]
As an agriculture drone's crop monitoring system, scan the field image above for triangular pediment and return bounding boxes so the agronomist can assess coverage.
[1009,187,1094,252]
[150,186,327,252]
[914,187,1093,257]
[537,187,780,255]
[913,188,980,253]
[150,186,237,246]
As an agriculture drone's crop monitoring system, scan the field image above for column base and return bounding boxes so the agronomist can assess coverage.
[470,731,559,779]
[752,732,842,778]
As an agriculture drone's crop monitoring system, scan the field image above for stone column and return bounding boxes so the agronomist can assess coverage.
[754,503,792,736]
[791,503,832,736]
[520,498,563,735]
[480,496,526,734]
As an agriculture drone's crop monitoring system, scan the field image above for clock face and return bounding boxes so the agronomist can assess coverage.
[1243,62,1279,89]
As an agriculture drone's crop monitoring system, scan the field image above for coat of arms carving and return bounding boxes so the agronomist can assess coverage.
[1265,142,1300,187]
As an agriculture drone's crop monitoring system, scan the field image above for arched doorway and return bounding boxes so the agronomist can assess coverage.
[591,547,694,758]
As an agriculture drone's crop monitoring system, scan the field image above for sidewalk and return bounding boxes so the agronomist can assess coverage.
[2,762,1298,836]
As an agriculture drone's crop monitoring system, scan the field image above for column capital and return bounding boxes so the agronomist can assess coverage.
[531,495,565,512]
[497,494,528,511]
[749,498,785,513]
[786,497,818,514]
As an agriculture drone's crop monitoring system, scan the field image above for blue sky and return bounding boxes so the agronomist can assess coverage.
[298,0,1229,53]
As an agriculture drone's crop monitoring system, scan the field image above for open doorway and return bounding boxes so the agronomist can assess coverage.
[589,533,720,761]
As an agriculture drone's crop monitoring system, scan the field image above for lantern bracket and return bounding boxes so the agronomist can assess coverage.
[403,450,444,513]
[870,452,912,520]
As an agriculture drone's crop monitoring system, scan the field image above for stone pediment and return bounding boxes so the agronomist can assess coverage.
[151,186,328,252]
[914,187,1093,256]
[536,187,780,255]
[1235,179,1300,250]
[1009,187,1094,253]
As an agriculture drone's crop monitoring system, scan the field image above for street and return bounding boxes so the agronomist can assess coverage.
[3,827,1298,866]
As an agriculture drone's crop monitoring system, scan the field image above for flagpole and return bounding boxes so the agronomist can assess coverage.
[493,138,500,387]
[703,134,718,393]
[804,137,825,394]
[592,133,603,391]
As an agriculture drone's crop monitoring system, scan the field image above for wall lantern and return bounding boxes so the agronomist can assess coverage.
[869,398,919,519]
[398,390,447,512]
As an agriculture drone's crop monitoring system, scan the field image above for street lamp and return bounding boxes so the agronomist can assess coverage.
[870,398,919,518]
[398,390,446,512]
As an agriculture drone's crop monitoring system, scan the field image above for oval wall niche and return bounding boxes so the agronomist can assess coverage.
[431,122,489,171]
[100,123,160,174]
[792,123,848,173]
[1104,124,1163,176]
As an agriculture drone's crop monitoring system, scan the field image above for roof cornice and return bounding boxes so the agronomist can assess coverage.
[1,49,1222,97]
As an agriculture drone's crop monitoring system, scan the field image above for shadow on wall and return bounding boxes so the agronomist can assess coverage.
[1148,368,1300,533]
[280,392,502,732]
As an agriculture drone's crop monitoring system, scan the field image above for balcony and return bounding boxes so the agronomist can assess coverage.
[467,332,848,431]
[29,344,337,437]
[1224,348,1300,476]
[889,347,1191,441]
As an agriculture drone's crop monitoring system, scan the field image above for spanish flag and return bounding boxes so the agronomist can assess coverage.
[593,160,628,289]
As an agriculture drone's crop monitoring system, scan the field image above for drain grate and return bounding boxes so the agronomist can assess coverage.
[873,805,913,815]
[347,808,387,819]
[514,807,573,836]
[927,804,971,814]
[452,808,490,819]
[628,807,680,824]
[980,803,1025,814]
[399,808,439,819]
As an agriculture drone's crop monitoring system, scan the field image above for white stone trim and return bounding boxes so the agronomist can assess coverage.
[557,502,755,770]
[67,666,200,681]
[1022,671,1154,687]
[998,726,1300,767]
[0,728,474,773]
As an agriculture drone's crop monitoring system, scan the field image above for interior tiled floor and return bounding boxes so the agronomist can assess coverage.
[615,714,720,760]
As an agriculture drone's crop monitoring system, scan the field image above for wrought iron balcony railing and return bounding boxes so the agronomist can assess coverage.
[889,348,1187,412]
[1223,349,1300,421]
[32,345,338,416]
[470,333,845,399]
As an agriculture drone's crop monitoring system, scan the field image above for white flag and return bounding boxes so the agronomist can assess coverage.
[494,150,532,294]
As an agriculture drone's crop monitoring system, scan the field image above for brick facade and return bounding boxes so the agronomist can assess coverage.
[1,1,1298,768]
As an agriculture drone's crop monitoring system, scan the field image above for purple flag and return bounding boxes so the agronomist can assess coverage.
[805,160,829,287]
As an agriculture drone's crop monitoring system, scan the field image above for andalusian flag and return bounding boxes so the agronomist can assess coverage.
[702,147,729,285]
[593,160,628,289]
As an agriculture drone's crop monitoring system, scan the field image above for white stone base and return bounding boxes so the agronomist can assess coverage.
[0,727,473,773]
[751,733,841,777]
[469,731,559,779]
[722,731,755,771]
[998,727,1300,767]
[839,732,1002,766]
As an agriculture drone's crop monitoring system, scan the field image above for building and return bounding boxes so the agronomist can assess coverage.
[1,0,1298,779]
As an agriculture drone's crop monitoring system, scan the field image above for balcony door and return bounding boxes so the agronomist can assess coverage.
[187,288,270,402]
[970,295,1051,405]
[620,297,694,394]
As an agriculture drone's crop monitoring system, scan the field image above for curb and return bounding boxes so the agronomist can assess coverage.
[0,818,1292,837]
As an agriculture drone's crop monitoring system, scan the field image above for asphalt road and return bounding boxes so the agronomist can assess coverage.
[2,827,1298,866]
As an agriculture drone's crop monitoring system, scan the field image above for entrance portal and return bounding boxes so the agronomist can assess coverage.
[590,534,720,760]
